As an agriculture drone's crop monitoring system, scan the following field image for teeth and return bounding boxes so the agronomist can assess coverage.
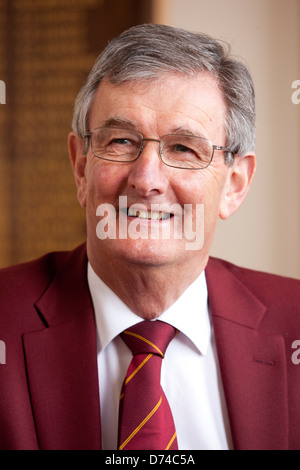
[127,208,171,220]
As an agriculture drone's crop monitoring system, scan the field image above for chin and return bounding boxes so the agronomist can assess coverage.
[107,238,186,268]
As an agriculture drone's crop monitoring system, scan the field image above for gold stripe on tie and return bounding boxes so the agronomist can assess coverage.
[119,396,162,450]
[123,330,164,357]
[119,354,153,399]
[165,431,177,450]
[125,353,153,386]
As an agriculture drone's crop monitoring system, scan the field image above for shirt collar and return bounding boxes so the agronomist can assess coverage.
[88,263,210,356]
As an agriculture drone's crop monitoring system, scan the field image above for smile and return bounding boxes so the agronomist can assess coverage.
[127,207,173,220]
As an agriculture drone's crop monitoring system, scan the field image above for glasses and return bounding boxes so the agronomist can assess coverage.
[84,127,232,170]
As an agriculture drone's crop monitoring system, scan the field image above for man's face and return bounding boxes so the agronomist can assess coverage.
[71,73,245,277]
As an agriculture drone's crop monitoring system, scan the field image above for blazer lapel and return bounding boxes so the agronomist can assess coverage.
[206,258,288,450]
[22,245,102,450]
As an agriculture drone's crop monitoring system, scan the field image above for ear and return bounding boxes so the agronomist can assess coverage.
[68,132,87,208]
[219,153,256,220]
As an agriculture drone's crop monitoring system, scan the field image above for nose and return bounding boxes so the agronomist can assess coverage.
[127,139,169,197]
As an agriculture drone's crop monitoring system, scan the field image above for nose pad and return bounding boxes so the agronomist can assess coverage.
[139,138,162,160]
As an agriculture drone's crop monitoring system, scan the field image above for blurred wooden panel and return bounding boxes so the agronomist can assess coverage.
[0,0,153,267]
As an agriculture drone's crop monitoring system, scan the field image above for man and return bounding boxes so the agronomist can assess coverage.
[0,24,299,450]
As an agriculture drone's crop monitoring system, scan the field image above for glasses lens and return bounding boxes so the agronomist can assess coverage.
[91,128,141,161]
[161,135,213,169]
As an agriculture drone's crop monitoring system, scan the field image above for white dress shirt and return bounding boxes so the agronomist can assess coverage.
[88,262,233,450]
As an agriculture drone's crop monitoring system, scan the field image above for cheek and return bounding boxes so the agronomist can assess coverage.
[179,171,227,230]
[86,160,128,204]
[179,170,224,207]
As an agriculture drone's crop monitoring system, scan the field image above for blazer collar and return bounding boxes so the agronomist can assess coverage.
[205,257,267,329]
[206,257,288,450]
[23,244,102,449]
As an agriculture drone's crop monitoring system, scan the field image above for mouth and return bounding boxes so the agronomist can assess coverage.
[127,207,173,221]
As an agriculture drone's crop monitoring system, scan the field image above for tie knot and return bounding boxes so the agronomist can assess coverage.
[121,321,178,358]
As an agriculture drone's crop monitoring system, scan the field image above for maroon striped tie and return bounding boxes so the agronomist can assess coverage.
[118,320,178,450]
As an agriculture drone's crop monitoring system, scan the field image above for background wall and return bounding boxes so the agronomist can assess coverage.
[0,0,151,268]
[0,0,299,279]
[154,0,300,279]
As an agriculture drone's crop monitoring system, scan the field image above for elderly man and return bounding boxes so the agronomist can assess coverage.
[0,24,299,451]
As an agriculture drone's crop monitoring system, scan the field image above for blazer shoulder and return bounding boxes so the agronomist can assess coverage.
[209,256,299,281]
[207,257,300,312]
[0,244,86,331]
[0,251,67,298]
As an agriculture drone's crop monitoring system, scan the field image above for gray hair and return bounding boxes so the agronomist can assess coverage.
[72,24,255,158]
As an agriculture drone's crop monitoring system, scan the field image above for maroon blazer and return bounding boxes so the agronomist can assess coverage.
[0,243,300,450]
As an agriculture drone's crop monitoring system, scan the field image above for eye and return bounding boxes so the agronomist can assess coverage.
[103,132,141,158]
[110,138,132,146]
[173,144,195,154]
[107,137,140,155]
[167,142,198,159]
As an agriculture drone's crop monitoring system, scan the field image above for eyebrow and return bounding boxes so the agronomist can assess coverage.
[171,126,208,140]
[100,117,137,129]
[98,119,208,140]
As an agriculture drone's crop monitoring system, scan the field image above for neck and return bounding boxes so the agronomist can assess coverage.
[88,246,208,320]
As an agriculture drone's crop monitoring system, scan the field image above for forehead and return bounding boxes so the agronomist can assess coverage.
[89,73,226,140]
